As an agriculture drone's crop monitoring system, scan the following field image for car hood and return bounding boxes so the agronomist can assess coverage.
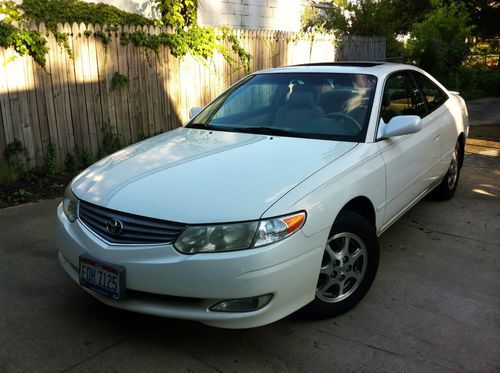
[72,128,356,223]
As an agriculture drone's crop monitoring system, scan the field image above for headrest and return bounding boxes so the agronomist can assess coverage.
[288,85,315,107]
[318,89,353,106]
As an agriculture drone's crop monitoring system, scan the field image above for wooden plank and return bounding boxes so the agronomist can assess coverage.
[142,26,155,135]
[73,23,92,156]
[0,92,7,181]
[58,23,76,159]
[125,25,140,141]
[135,26,150,137]
[115,25,131,145]
[0,48,15,151]
[66,22,84,157]
[87,24,103,152]
[2,47,25,164]
[158,27,171,132]
[46,23,68,165]
[10,23,35,168]
[80,24,97,155]
[151,26,162,134]
[39,23,59,160]
[25,23,44,167]
[103,24,119,146]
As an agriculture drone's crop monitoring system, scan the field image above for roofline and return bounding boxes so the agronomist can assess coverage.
[292,61,387,67]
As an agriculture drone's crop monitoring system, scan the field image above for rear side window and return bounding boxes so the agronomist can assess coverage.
[380,72,427,123]
[412,72,448,112]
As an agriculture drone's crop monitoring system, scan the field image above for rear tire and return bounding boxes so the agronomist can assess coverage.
[300,210,379,319]
[431,140,461,201]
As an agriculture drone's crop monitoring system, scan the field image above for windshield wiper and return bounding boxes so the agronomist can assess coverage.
[232,126,298,137]
[187,122,212,129]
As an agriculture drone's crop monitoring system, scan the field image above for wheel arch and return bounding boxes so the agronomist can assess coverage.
[457,132,465,168]
[338,196,376,228]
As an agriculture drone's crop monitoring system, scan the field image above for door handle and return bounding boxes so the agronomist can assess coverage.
[433,135,440,142]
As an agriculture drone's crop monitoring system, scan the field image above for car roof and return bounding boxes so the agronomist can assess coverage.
[256,62,420,77]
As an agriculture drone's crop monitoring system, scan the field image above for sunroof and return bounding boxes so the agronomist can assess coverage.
[292,62,385,67]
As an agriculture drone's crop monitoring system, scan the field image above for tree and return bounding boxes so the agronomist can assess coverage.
[405,3,473,80]
[440,0,500,38]
[301,1,349,33]
[301,0,433,57]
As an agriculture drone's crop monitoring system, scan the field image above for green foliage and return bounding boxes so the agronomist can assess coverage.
[124,25,251,73]
[80,151,95,168]
[19,0,153,28]
[101,125,121,154]
[446,66,500,100]
[156,0,197,28]
[4,138,28,174]
[405,4,473,80]
[439,0,499,39]
[300,0,432,58]
[1,0,251,74]
[64,152,77,172]
[301,2,348,34]
[5,138,25,162]
[0,21,48,66]
[44,142,58,176]
[219,27,252,73]
[2,166,14,186]
[0,1,21,23]
[12,188,33,200]
[111,71,129,90]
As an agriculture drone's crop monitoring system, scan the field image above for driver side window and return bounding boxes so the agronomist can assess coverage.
[381,72,427,123]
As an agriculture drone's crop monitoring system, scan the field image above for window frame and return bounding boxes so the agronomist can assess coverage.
[410,71,449,115]
[380,70,428,122]
[189,72,378,143]
[375,69,431,141]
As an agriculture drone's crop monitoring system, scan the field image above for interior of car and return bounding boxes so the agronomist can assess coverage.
[205,73,378,140]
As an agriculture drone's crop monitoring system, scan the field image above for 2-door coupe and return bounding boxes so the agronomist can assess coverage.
[56,62,468,328]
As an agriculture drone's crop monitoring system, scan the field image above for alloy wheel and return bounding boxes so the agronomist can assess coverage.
[447,145,459,190]
[316,232,367,303]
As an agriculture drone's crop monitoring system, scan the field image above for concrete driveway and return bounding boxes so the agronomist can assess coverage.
[1,102,499,372]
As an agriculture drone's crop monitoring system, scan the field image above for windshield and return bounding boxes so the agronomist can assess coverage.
[188,73,377,142]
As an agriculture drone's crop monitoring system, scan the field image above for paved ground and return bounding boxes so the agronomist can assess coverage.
[1,102,499,372]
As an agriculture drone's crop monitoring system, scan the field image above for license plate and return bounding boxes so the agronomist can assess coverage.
[79,255,125,300]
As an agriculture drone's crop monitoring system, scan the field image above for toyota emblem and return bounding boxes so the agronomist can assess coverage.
[106,219,124,235]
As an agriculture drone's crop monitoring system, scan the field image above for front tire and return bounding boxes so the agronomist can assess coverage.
[300,210,379,319]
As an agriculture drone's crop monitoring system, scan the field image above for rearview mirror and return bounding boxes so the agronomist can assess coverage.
[378,115,422,139]
[189,107,202,119]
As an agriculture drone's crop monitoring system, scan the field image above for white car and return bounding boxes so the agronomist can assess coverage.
[56,62,469,328]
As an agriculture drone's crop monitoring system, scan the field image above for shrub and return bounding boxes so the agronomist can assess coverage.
[405,4,473,82]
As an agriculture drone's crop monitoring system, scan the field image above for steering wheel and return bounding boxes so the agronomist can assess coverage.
[325,112,362,132]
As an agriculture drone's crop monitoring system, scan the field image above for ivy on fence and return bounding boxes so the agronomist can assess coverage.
[0,0,252,72]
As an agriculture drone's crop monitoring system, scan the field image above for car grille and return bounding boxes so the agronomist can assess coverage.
[78,200,186,245]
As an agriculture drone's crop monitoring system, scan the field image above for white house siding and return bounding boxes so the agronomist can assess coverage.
[36,0,303,31]
[197,0,303,31]
[83,0,160,19]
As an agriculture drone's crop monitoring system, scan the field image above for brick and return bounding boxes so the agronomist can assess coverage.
[234,3,249,16]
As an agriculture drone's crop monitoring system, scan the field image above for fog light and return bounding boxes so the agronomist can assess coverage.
[210,294,273,312]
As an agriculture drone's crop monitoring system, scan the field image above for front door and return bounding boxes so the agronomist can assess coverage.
[377,71,441,228]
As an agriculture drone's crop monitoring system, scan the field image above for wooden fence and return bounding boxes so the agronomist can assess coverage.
[0,23,385,180]
[336,36,386,62]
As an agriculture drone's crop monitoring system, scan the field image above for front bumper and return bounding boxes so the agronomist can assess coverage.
[55,204,327,328]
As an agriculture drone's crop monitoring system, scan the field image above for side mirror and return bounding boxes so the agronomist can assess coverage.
[378,115,422,139]
[189,107,202,119]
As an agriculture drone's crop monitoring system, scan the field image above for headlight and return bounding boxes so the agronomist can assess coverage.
[175,221,258,254]
[174,212,306,254]
[63,185,79,222]
[254,212,306,247]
